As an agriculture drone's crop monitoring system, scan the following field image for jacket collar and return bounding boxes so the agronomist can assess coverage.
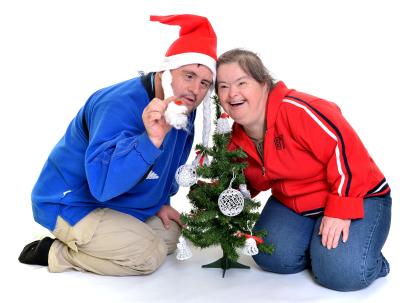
[265,81,291,130]
[230,81,292,161]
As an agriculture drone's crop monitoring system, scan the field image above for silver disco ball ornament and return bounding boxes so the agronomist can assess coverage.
[218,188,244,216]
[175,164,197,187]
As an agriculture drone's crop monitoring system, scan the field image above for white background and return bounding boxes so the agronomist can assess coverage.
[1,0,414,302]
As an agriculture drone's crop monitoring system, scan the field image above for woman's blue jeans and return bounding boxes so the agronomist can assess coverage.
[253,195,392,291]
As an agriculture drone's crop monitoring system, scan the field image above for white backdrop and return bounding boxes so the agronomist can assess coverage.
[1,1,414,302]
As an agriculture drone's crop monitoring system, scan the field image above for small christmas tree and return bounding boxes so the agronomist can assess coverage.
[176,96,274,277]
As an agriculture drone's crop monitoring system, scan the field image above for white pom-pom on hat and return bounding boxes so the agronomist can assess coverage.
[165,100,188,129]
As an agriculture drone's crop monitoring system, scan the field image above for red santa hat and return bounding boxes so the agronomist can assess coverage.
[150,14,217,149]
[150,14,217,76]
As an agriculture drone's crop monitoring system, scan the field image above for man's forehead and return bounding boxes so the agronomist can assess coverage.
[176,64,213,79]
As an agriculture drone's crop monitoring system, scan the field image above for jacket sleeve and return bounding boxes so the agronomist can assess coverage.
[284,97,371,219]
[84,91,163,202]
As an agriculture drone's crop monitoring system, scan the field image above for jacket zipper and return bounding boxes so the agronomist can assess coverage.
[262,130,267,176]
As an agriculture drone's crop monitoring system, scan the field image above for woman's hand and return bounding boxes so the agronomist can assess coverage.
[319,216,351,249]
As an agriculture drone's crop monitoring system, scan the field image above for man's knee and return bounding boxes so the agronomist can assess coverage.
[146,216,181,255]
[129,235,168,275]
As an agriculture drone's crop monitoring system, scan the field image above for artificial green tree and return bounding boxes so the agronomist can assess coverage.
[180,96,274,277]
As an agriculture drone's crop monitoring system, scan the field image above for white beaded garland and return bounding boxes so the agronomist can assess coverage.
[218,188,244,216]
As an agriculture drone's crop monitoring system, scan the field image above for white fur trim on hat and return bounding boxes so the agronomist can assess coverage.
[158,52,216,79]
[161,70,174,98]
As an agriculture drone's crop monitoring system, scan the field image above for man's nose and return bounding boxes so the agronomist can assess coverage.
[188,80,201,95]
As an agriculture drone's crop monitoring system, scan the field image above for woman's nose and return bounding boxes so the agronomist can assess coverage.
[229,83,239,97]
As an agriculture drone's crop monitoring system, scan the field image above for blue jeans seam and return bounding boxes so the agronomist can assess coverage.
[361,201,383,287]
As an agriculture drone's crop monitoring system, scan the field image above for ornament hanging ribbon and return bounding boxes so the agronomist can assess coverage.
[241,233,264,244]
[235,231,264,244]
[235,231,263,256]
[195,149,209,166]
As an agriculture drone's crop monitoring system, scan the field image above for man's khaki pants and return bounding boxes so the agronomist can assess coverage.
[48,208,180,276]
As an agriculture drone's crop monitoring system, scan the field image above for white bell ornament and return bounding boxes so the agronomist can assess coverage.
[176,236,192,261]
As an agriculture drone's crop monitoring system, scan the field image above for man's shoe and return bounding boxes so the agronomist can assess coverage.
[18,237,54,266]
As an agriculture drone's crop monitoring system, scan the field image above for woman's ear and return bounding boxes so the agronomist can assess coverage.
[262,82,269,94]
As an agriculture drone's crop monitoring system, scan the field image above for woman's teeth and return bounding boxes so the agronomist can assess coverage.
[230,100,245,106]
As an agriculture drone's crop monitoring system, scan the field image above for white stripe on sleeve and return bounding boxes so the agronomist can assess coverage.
[283,99,345,197]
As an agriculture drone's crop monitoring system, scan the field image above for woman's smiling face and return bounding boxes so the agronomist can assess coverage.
[217,62,268,128]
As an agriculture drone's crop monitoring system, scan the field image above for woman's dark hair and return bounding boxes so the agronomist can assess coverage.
[215,48,275,92]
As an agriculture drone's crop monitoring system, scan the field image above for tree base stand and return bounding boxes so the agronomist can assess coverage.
[202,254,250,277]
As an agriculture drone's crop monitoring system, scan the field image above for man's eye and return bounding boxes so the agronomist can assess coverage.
[185,74,193,80]
[201,82,209,89]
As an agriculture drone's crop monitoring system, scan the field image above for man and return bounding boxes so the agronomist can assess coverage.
[18,14,217,276]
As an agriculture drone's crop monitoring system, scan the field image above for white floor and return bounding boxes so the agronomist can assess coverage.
[3,242,403,303]
[3,187,413,303]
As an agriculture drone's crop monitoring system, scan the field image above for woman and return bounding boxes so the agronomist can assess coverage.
[216,49,391,291]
